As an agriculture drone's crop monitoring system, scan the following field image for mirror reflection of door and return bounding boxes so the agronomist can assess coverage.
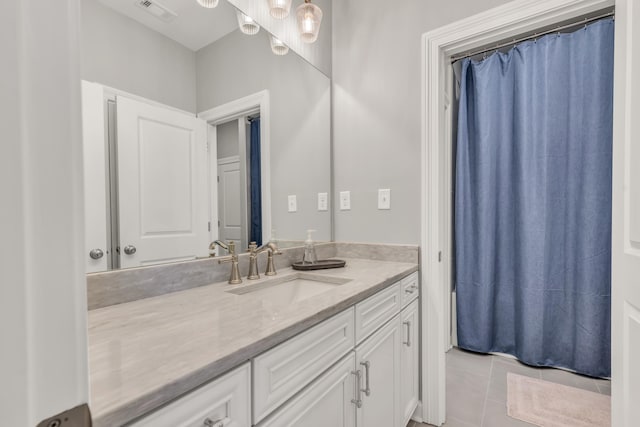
[216,115,261,254]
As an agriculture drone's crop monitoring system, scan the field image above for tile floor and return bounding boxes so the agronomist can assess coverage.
[407,347,611,427]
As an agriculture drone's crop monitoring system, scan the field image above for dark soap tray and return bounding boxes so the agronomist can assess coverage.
[291,259,347,271]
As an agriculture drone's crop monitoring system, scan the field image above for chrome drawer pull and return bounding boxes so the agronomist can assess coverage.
[360,361,371,396]
[351,370,363,408]
[203,417,229,427]
[403,321,412,347]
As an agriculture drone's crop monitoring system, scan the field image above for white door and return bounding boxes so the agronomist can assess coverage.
[400,300,420,426]
[217,157,243,251]
[81,81,108,273]
[356,316,402,427]
[259,353,357,427]
[117,96,208,268]
[612,3,640,425]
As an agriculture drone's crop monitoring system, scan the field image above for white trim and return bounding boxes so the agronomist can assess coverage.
[198,90,272,244]
[421,0,615,424]
[97,82,196,117]
[208,124,219,244]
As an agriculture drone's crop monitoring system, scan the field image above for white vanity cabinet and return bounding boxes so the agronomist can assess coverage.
[400,298,420,426]
[129,363,251,427]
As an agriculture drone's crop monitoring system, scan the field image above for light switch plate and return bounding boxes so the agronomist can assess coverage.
[288,195,297,212]
[378,189,391,210]
[318,192,328,211]
[340,191,351,210]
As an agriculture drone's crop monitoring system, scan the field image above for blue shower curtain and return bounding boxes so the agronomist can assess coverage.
[455,19,614,378]
[249,118,262,246]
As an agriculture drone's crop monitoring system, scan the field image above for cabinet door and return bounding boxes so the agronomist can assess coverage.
[259,353,357,427]
[400,299,419,426]
[355,315,402,427]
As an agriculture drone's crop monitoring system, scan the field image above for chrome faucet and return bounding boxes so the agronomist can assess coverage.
[247,241,282,280]
[210,240,242,285]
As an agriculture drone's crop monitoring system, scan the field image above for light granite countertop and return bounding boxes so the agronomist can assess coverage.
[88,258,418,426]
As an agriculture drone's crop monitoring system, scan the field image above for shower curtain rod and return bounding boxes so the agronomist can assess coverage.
[450,10,614,63]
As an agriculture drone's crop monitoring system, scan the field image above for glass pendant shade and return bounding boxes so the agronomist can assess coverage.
[268,0,292,19]
[197,0,219,8]
[270,35,289,55]
[296,0,323,43]
[236,11,260,35]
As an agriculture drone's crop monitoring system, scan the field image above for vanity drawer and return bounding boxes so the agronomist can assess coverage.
[129,363,250,427]
[253,308,355,424]
[355,282,402,344]
[401,272,419,307]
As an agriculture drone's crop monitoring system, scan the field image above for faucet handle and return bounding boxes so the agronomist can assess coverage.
[265,249,282,276]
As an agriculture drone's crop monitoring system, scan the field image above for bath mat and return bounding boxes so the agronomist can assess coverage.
[506,373,610,427]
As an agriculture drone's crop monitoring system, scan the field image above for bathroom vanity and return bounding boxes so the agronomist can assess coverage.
[87,250,419,427]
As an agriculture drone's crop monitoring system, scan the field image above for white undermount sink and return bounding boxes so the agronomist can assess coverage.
[226,272,351,305]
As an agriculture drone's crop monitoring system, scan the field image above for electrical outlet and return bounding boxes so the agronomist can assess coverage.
[378,189,391,210]
[318,192,328,211]
[288,195,297,212]
[340,191,351,210]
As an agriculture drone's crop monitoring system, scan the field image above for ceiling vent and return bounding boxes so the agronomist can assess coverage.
[134,0,177,23]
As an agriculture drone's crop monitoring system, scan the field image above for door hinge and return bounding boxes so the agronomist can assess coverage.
[218,220,220,227]
[217,175,220,183]
[208,221,211,232]
[438,251,442,262]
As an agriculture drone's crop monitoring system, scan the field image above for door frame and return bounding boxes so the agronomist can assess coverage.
[420,0,618,424]
[198,90,272,246]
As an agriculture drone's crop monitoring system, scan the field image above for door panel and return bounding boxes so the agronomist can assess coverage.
[218,159,242,250]
[81,81,108,273]
[259,353,356,427]
[356,316,401,427]
[612,1,640,424]
[117,96,208,268]
[401,300,419,425]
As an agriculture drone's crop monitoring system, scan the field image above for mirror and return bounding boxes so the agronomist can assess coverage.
[81,0,331,273]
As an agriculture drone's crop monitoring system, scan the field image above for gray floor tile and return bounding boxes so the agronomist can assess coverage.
[482,399,536,427]
[539,368,599,393]
[597,384,612,395]
[447,348,494,378]
[446,367,489,425]
[487,358,541,403]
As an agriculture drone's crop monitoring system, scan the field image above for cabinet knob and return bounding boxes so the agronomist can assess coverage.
[123,245,137,255]
[89,248,104,260]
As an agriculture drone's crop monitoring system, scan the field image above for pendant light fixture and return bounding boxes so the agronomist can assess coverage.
[236,11,260,35]
[196,0,219,8]
[268,0,292,19]
[296,0,323,43]
[270,35,289,55]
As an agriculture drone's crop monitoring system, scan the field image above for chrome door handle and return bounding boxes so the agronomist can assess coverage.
[123,245,137,255]
[351,370,363,408]
[89,248,104,260]
[403,321,412,347]
[360,361,371,396]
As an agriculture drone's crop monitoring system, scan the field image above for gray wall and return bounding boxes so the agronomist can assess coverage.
[197,29,331,242]
[332,0,512,244]
[217,120,240,159]
[80,0,197,112]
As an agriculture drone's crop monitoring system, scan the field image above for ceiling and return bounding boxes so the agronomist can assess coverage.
[98,0,239,51]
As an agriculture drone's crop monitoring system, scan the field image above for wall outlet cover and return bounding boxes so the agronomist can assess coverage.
[339,191,351,210]
[288,195,297,212]
[378,188,391,210]
[318,192,328,211]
